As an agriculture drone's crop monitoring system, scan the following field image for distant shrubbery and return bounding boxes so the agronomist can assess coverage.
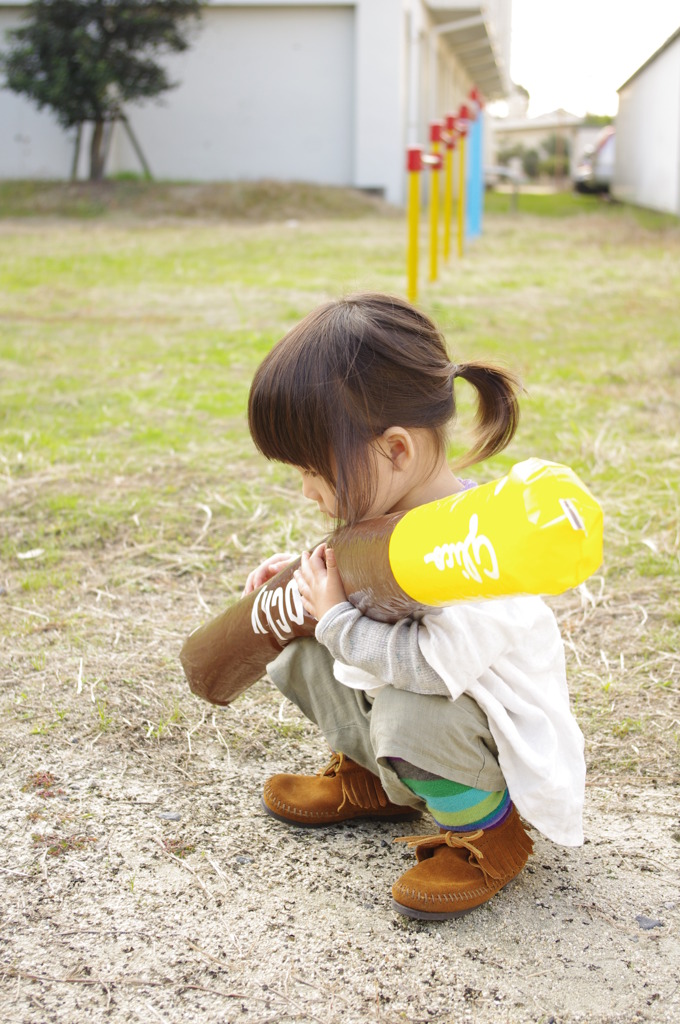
[498,133,572,181]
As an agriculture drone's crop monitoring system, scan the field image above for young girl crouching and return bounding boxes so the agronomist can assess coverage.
[243,292,585,921]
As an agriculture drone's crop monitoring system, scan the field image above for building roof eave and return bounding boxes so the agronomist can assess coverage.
[426,1,510,100]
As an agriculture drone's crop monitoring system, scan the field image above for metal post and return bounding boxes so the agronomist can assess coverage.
[429,122,443,282]
[443,114,457,261]
[466,90,484,240]
[406,146,423,303]
[456,105,470,259]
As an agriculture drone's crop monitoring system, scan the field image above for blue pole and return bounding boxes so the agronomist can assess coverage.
[467,109,484,239]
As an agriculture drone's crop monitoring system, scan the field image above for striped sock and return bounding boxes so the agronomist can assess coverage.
[389,758,511,832]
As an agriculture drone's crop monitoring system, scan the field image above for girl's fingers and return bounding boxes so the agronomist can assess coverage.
[308,543,330,570]
[294,566,312,593]
[243,552,297,595]
[242,570,259,596]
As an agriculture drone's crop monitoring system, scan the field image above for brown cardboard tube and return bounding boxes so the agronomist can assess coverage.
[180,511,419,706]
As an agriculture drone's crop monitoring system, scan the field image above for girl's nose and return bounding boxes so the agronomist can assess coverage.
[301,477,317,502]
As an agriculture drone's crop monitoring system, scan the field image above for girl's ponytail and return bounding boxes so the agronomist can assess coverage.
[453,361,523,468]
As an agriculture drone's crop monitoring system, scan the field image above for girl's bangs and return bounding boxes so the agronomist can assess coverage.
[248,363,335,482]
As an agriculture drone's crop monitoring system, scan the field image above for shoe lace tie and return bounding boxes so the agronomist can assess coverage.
[319,752,354,811]
[319,751,345,778]
[394,830,503,884]
[318,752,390,813]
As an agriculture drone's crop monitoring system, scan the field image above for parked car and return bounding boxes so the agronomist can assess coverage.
[574,127,615,194]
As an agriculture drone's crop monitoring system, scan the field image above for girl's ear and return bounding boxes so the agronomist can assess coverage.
[379,427,415,470]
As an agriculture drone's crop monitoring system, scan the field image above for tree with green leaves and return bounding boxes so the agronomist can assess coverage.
[0,0,201,181]
[583,113,614,127]
[522,149,540,180]
[541,133,572,161]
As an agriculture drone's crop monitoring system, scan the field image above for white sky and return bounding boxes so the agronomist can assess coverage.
[506,0,680,117]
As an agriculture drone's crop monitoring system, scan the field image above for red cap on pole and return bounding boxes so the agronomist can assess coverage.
[444,113,458,148]
[429,121,444,145]
[467,89,482,120]
[407,145,423,172]
[457,104,470,136]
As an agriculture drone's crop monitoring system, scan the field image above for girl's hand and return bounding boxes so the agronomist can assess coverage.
[242,552,297,596]
[294,543,348,620]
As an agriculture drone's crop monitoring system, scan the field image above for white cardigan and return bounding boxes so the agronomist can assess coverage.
[316,596,585,847]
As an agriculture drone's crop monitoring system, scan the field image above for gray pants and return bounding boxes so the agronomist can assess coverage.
[267,638,505,812]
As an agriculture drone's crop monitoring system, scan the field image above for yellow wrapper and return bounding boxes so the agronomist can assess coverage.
[388,458,603,605]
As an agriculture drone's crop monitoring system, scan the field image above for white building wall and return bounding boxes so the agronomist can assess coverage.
[614,34,680,215]
[0,0,503,204]
[352,0,406,198]
[111,4,356,188]
[416,3,472,141]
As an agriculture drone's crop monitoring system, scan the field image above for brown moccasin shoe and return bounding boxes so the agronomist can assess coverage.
[391,805,533,920]
[262,752,421,827]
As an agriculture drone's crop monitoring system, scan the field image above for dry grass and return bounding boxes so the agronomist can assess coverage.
[0,179,401,221]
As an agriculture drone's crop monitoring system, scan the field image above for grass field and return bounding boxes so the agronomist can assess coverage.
[1,185,679,1023]
[2,187,678,778]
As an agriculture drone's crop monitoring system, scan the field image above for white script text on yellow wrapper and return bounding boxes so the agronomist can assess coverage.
[388,459,603,606]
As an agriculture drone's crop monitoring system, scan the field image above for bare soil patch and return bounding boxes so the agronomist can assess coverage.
[2,457,679,1024]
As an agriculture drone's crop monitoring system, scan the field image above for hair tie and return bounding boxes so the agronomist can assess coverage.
[450,363,461,380]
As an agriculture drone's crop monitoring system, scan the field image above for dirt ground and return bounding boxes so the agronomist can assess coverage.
[1,572,679,1024]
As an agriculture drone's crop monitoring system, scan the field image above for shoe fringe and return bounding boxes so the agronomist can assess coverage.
[339,769,390,812]
[394,813,534,888]
[319,752,392,813]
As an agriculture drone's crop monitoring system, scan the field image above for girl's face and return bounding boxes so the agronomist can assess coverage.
[296,468,337,516]
[295,439,407,521]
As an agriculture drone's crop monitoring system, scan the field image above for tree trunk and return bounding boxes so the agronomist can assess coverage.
[89,119,106,181]
[71,123,82,181]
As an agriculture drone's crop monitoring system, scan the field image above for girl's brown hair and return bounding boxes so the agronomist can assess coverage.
[248,293,521,524]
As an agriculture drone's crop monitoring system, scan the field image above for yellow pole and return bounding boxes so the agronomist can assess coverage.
[429,122,443,282]
[443,144,453,261]
[457,130,466,259]
[443,113,457,262]
[406,147,422,303]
